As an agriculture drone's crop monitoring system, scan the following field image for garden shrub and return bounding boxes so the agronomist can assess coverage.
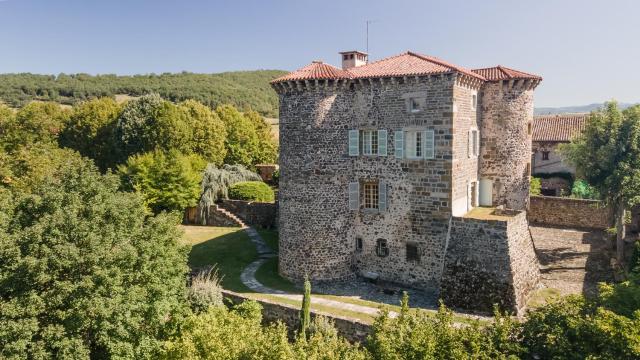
[188,267,224,312]
[530,177,541,196]
[228,181,274,202]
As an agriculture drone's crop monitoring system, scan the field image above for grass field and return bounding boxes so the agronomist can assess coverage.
[181,225,255,292]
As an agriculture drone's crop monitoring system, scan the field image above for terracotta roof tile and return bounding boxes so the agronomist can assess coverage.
[347,51,486,81]
[271,61,351,83]
[533,114,589,142]
[472,65,542,81]
[272,51,487,83]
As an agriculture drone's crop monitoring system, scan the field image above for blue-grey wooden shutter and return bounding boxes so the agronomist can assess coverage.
[394,130,404,159]
[348,130,359,156]
[348,182,359,210]
[378,129,387,156]
[378,181,387,212]
[424,129,435,159]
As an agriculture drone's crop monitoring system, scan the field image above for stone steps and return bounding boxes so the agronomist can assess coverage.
[215,204,247,228]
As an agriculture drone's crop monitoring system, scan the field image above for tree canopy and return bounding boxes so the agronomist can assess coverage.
[118,150,207,213]
[0,71,286,117]
[0,146,190,359]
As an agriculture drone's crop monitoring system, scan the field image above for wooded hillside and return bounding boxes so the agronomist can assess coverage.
[0,70,287,117]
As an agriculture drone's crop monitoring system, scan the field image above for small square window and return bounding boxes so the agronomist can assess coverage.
[410,98,421,113]
[542,151,550,161]
[376,239,389,257]
[406,243,419,261]
[356,238,363,252]
[363,182,379,210]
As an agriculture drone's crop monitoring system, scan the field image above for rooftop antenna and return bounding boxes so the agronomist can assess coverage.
[366,19,376,61]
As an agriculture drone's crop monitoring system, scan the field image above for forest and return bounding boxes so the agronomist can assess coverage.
[0,70,286,117]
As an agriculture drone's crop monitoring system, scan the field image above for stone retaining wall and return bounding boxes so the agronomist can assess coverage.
[440,210,539,315]
[528,196,612,230]
[183,205,240,227]
[222,290,371,343]
[220,199,277,229]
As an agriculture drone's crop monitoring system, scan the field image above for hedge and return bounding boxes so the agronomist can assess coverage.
[228,181,275,202]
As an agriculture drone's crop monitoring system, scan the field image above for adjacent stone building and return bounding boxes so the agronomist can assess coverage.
[271,51,542,314]
[532,114,588,196]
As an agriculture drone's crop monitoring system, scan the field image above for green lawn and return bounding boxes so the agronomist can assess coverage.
[181,225,485,325]
[254,257,298,293]
[181,225,256,292]
[257,228,279,252]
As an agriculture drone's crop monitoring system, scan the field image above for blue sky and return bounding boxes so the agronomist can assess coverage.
[0,0,638,107]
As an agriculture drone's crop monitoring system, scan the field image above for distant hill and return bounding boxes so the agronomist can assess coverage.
[535,102,638,115]
[0,70,288,117]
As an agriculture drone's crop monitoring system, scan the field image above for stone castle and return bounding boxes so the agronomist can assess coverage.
[271,51,541,314]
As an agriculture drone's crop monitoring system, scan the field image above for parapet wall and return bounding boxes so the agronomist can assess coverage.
[440,210,539,315]
[528,196,612,230]
[222,290,371,343]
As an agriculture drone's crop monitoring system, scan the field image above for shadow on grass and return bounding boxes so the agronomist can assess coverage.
[188,229,257,293]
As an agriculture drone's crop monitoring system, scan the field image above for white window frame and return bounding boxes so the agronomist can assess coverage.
[361,129,378,156]
[405,130,423,159]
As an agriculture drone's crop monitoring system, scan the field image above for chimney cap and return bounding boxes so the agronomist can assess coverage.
[339,50,368,55]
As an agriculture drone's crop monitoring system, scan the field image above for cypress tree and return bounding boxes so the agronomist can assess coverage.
[300,276,311,338]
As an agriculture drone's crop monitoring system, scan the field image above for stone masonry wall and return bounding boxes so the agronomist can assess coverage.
[183,205,240,227]
[440,210,539,315]
[451,82,480,215]
[528,196,612,229]
[222,290,371,343]
[278,75,463,286]
[220,199,277,229]
[479,81,534,210]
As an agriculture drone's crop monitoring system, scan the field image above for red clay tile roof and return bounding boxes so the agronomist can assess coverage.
[271,61,351,83]
[271,51,486,83]
[533,114,589,142]
[472,65,542,81]
[347,51,485,81]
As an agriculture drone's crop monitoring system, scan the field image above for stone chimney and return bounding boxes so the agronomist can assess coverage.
[340,51,368,70]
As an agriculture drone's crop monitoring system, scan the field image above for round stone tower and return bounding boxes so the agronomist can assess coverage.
[271,62,357,283]
[477,69,541,210]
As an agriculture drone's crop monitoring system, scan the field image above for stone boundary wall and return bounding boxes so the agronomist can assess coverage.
[183,205,240,227]
[222,290,371,343]
[220,199,277,229]
[528,196,612,230]
[440,210,539,315]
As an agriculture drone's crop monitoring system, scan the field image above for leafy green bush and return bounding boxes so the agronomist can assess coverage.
[118,149,207,213]
[160,301,367,360]
[228,181,274,202]
[521,296,640,359]
[571,179,601,199]
[530,177,542,196]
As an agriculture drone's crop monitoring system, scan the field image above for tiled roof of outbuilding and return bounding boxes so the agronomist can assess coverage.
[472,65,542,81]
[533,113,589,142]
